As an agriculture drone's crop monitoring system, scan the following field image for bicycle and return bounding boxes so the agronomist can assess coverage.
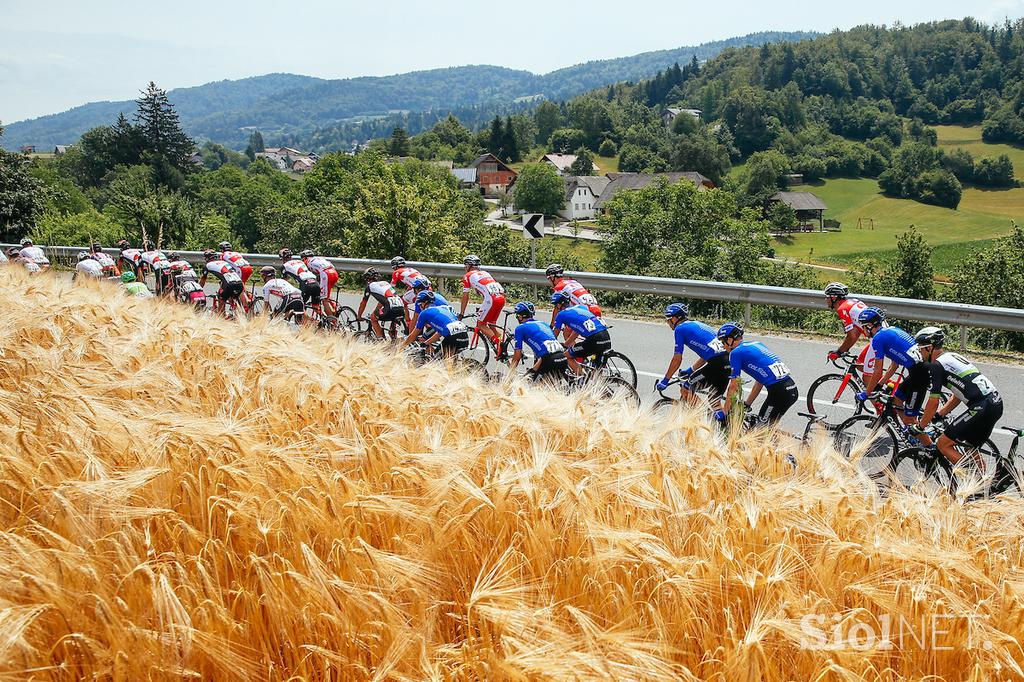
[404,338,487,375]
[804,352,870,429]
[548,365,640,407]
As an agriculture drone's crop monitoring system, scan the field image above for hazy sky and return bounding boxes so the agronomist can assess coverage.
[3,0,1023,123]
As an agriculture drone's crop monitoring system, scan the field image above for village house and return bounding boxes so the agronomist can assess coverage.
[54,145,70,156]
[257,146,306,170]
[450,167,478,190]
[19,145,35,154]
[469,153,517,197]
[663,107,702,127]
[766,191,828,231]
[593,172,714,213]
[292,157,315,173]
[558,176,611,221]
[540,153,578,176]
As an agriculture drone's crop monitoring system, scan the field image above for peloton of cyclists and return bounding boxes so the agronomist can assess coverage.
[200,249,244,314]
[89,243,120,276]
[657,303,730,417]
[398,290,470,359]
[279,248,322,311]
[138,240,172,295]
[409,277,450,329]
[259,265,306,324]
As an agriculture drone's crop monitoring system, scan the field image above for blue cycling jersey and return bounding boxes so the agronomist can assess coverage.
[870,326,919,368]
[415,305,466,338]
[728,341,791,386]
[414,291,450,314]
[673,320,727,360]
[553,305,607,337]
[514,319,562,357]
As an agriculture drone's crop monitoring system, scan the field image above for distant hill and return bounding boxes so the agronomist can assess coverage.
[2,31,818,152]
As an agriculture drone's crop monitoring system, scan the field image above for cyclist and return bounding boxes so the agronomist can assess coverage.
[914,327,1003,464]
[409,277,450,329]
[218,242,254,306]
[546,263,601,317]
[17,238,50,270]
[550,291,608,374]
[718,323,798,425]
[279,248,322,310]
[301,249,339,314]
[399,290,470,359]
[73,251,104,280]
[823,282,881,373]
[656,303,730,414]
[390,256,425,315]
[259,266,305,324]
[120,271,152,297]
[139,240,172,294]
[116,239,143,276]
[857,307,928,430]
[357,267,405,340]
[166,253,202,304]
[6,247,40,273]
[199,249,244,314]
[459,254,506,354]
[508,301,569,382]
[89,243,119,276]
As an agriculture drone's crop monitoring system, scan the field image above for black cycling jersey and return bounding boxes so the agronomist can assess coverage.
[928,352,998,407]
[363,281,403,309]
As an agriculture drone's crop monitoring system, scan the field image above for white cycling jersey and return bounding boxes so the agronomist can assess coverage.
[554,278,598,307]
[91,251,117,271]
[305,256,334,275]
[221,251,250,273]
[75,259,104,278]
[19,246,49,265]
[205,260,242,283]
[262,278,302,309]
[283,258,317,283]
[462,269,504,299]
[140,250,169,271]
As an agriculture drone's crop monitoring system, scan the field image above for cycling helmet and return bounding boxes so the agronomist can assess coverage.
[550,291,572,307]
[416,290,436,306]
[411,277,431,291]
[464,254,481,267]
[202,249,216,262]
[824,282,849,298]
[168,252,180,261]
[279,248,293,261]
[914,326,946,348]
[217,241,232,252]
[77,251,90,262]
[545,263,564,278]
[857,307,886,326]
[91,242,103,253]
[514,301,535,318]
[664,302,689,319]
[19,238,32,247]
[143,239,155,251]
[121,272,136,283]
[716,322,744,341]
[116,239,130,251]
[299,249,314,259]
[260,266,276,280]
[390,256,406,269]
[362,267,380,282]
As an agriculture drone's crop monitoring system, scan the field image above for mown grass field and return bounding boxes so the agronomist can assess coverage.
[774,126,1023,275]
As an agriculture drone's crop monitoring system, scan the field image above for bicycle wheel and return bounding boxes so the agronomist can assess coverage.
[806,373,864,429]
[834,415,899,479]
[945,440,1004,499]
[601,351,637,389]
[653,397,679,415]
[600,376,641,407]
[317,315,340,333]
[464,331,491,367]
[337,306,364,334]
[250,296,266,316]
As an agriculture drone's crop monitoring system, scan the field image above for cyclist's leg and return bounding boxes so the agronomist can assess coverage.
[940,396,1002,464]
[478,295,505,347]
[369,308,384,338]
[760,377,799,425]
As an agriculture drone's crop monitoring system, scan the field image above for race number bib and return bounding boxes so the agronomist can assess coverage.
[543,340,563,354]
[446,321,468,335]
[579,293,597,305]
[485,282,503,295]
[222,272,241,283]
[708,339,726,354]
[973,375,995,395]
[906,346,923,363]
[768,361,790,379]
[582,319,598,332]
[387,296,404,308]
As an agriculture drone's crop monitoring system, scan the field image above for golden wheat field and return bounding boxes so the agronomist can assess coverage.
[3,269,1024,681]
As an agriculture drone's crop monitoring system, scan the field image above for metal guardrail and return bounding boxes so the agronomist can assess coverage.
[14,244,1024,343]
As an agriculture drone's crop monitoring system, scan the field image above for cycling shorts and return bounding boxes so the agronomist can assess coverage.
[569,329,612,361]
[477,294,506,325]
[530,351,568,383]
[686,354,731,400]
[218,280,244,301]
[239,264,253,284]
[376,304,405,323]
[275,295,305,320]
[157,268,175,293]
[319,268,338,299]
[758,376,799,424]
[440,331,470,357]
[402,288,417,306]
[895,363,930,416]
[943,393,1002,447]
[299,280,321,305]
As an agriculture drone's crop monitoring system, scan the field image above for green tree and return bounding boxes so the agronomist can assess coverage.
[731,150,789,206]
[598,139,618,157]
[548,128,586,154]
[973,155,1015,187]
[618,144,670,173]
[0,126,45,241]
[883,227,934,300]
[134,81,196,179]
[249,130,265,153]
[388,127,410,157]
[766,201,796,231]
[534,101,562,146]
[29,208,125,247]
[568,148,595,176]
[512,163,565,216]
[670,132,731,186]
[950,227,1024,350]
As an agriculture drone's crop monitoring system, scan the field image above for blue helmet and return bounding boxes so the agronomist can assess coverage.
[716,322,744,341]
[514,301,535,317]
[550,291,572,307]
[416,290,436,306]
[858,307,886,326]
[411,277,431,291]
[664,302,689,319]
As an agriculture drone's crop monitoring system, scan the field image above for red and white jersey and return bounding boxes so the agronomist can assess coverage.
[391,266,422,288]
[167,259,194,274]
[282,258,317,283]
[120,249,142,266]
[835,297,868,334]
[140,250,169,270]
[553,278,597,307]
[262,278,302,307]
[462,269,504,299]
[19,246,49,265]
[91,251,117,271]
[205,259,242,283]
[16,258,41,274]
[221,251,250,273]
[75,259,104,278]
[304,257,335,275]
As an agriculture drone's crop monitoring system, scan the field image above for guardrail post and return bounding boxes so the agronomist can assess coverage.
[960,324,968,351]
[743,302,751,328]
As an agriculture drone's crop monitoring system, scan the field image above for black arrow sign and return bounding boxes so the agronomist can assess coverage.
[523,214,544,239]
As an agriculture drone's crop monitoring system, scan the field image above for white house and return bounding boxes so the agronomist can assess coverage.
[558,176,611,221]
[258,146,306,170]
[541,153,578,176]
[663,107,702,127]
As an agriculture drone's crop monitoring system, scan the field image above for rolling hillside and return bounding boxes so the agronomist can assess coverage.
[1,31,816,152]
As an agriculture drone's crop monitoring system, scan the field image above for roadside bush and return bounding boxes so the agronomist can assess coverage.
[29,209,125,247]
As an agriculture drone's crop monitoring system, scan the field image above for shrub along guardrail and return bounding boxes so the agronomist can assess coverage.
[17,244,1024,351]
